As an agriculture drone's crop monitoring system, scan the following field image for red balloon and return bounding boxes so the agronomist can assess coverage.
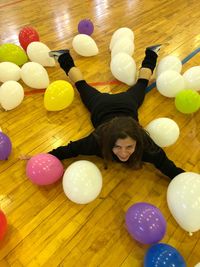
[19,26,39,50]
[0,210,7,240]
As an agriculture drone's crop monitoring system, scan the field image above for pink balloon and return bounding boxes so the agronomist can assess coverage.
[26,153,64,185]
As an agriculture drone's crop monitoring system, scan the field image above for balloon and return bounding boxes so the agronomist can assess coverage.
[0,210,7,240]
[183,66,200,91]
[27,41,55,67]
[175,89,200,114]
[18,26,39,51]
[144,243,186,267]
[63,160,102,204]
[72,34,99,57]
[21,62,49,89]
[0,81,24,110]
[156,70,185,97]
[0,43,28,66]
[125,202,166,244]
[156,55,182,77]
[44,80,74,111]
[167,172,200,233]
[78,19,94,35]
[109,27,134,50]
[0,132,12,160]
[111,37,135,58]
[26,153,64,185]
[145,117,180,147]
[110,52,136,86]
[194,263,200,267]
[0,62,21,82]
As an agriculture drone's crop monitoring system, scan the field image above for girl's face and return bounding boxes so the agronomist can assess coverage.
[112,136,136,162]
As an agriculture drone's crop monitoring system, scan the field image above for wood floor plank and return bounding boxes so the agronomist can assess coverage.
[0,0,199,266]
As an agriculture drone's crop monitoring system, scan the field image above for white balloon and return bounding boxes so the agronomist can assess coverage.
[0,62,21,82]
[27,41,55,67]
[156,55,182,78]
[0,81,24,110]
[72,34,99,57]
[109,27,134,50]
[21,62,49,89]
[194,263,200,267]
[156,70,185,97]
[63,160,102,204]
[110,53,136,86]
[145,117,180,147]
[111,37,135,58]
[183,66,200,91]
[167,172,200,233]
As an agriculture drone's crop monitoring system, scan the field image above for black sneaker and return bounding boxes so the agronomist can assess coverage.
[49,49,69,60]
[146,44,162,54]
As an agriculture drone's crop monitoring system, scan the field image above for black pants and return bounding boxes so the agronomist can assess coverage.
[74,78,149,127]
[58,49,157,127]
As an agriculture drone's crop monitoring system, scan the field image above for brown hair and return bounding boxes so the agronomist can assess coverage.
[93,116,154,169]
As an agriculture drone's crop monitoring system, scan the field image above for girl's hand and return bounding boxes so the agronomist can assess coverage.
[19,154,32,160]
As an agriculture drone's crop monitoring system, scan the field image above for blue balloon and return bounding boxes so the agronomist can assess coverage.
[144,243,186,267]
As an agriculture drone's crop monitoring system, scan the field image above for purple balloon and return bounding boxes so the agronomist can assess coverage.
[78,19,94,35]
[125,202,166,244]
[0,132,12,160]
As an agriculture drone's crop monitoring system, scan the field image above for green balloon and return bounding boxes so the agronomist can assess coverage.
[0,43,28,66]
[175,89,200,114]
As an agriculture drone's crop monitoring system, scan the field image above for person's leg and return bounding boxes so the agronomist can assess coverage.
[126,45,161,108]
[49,50,102,112]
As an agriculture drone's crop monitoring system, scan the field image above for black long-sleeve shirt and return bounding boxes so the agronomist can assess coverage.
[49,132,184,179]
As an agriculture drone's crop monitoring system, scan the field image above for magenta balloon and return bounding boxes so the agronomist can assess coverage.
[26,153,64,185]
[125,202,166,244]
[0,132,12,160]
[78,19,94,35]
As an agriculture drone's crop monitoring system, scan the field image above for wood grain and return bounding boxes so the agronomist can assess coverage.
[0,0,199,266]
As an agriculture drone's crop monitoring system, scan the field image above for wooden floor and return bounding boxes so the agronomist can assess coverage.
[0,0,200,266]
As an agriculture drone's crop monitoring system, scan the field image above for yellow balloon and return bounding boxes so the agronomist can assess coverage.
[44,80,74,111]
